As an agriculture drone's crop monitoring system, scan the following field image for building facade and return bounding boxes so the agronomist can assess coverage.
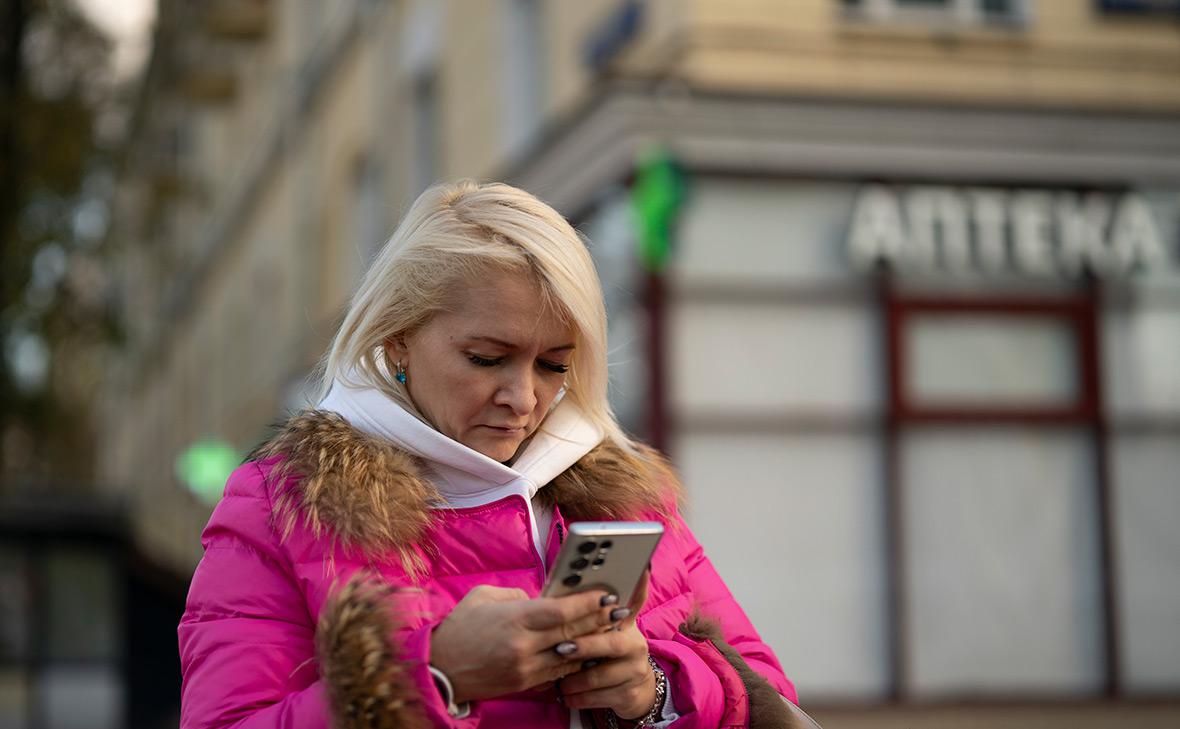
[102,1,1180,726]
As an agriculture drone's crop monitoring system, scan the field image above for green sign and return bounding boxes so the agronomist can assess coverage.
[630,147,685,273]
[176,440,239,505]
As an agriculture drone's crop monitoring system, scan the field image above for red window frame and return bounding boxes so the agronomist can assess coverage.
[885,294,1102,424]
[881,283,1120,699]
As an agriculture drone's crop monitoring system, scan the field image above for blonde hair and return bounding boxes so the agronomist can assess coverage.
[319,179,631,449]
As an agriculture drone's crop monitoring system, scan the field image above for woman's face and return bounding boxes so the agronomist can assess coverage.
[387,274,575,462]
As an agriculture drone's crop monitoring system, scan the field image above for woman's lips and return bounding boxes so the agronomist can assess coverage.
[482,425,525,435]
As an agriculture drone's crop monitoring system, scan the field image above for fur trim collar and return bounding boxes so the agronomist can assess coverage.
[251,410,680,563]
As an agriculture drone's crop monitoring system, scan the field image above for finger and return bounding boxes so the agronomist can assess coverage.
[561,673,651,713]
[465,584,530,604]
[519,645,590,687]
[627,569,650,614]
[559,655,649,696]
[535,601,619,647]
[519,589,611,632]
[560,623,644,662]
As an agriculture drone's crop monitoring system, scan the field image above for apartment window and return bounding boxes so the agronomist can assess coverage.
[501,0,545,160]
[1098,1,1180,15]
[413,72,439,194]
[841,0,1028,26]
[351,156,385,287]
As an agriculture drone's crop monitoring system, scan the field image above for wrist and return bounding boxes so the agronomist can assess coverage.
[610,656,667,728]
[428,627,464,703]
[428,664,471,718]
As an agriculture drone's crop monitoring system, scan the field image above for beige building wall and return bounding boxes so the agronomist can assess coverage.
[680,0,1180,110]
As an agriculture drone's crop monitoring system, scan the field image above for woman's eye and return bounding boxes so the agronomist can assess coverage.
[467,354,502,367]
[540,360,569,374]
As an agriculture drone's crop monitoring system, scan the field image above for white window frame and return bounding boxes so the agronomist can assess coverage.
[847,0,1029,27]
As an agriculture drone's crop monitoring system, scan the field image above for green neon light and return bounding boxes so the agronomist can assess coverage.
[176,440,239,505]
[630,147,685,273]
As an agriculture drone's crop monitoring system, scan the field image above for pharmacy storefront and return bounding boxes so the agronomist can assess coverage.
[514,89,1180,708]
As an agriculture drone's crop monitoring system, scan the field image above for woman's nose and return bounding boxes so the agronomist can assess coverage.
[495,369,537,415]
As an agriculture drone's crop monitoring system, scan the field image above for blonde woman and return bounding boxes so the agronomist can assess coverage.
[178,181,816,728]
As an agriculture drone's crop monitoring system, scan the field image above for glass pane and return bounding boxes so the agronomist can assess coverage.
[1112,433,1180,692]
[0,548,30,659]
[671,302,880,415]
[38,666,123,729]
[902,426,1104,696]
[980,0,1014,15]
[0,670,28,729]
[906,313,1078,407]
[1103,303,1180,417]
[46,549,120,661]
[677,431,890,699]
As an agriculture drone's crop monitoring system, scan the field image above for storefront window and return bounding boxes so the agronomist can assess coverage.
[906,313,1078,408]
[0,670,28,728]
[46,549,120,661]
[902,425,1105,695]
[38,666,123,729]
[1112,433,1180,692]
[0,548,29,660]
[679,431,891,698]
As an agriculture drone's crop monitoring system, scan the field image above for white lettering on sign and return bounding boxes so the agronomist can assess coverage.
[848,185,1169,277]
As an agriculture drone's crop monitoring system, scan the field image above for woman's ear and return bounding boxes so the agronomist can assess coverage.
[383,335,409,365]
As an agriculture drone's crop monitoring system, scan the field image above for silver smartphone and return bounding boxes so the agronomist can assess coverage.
[541,521,665,607]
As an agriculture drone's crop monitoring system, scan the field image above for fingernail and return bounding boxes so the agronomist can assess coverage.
[554,641,578,656]
[599,594,619,607]
[610,607,631,621]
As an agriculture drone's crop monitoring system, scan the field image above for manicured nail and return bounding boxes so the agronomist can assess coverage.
[610,607,631,621]
[599,594,619,607]
[554,641,578,656]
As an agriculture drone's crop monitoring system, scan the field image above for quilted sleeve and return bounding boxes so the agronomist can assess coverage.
[178,462,460,728]
[178,462,331,728]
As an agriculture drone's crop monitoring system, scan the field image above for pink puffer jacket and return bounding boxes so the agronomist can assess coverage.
[178,412,797,728]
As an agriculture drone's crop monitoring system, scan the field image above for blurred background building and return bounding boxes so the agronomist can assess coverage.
[4,0,1179,727]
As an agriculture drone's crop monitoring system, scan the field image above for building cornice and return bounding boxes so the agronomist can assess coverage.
[506,81,1180,217]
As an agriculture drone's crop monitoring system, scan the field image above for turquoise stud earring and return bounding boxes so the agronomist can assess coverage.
[395,360,407,384]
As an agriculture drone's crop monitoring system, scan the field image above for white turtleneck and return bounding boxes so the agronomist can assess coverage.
[317,378,604,565]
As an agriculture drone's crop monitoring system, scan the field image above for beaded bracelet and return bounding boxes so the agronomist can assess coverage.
[605,656,667,729]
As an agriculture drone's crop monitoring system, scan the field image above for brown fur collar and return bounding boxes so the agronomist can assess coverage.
[251,410,680,565]
[680,614,823,729]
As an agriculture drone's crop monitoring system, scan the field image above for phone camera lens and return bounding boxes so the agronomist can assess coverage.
[600,540,613,550]
[592,557,605,567]
[571,558,589,570]
[578,542,597,554]
[563,574,582,587]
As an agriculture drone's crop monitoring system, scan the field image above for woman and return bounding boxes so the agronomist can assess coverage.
[179,180,816,728]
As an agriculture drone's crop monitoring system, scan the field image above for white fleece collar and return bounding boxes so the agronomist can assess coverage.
[316,378,604,509]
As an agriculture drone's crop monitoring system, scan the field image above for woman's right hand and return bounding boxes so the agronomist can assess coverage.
[429,584,623,703]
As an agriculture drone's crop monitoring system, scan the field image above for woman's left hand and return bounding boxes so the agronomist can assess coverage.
[557,571,660,720]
